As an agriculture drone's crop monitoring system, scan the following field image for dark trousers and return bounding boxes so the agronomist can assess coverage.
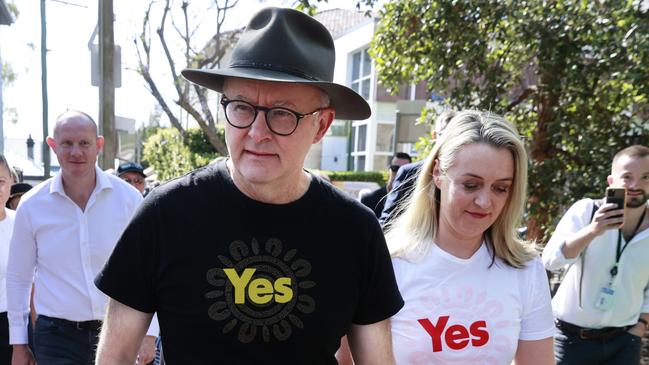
[0,312,12,365]
[34,315,100,365]
[555,327,642,365]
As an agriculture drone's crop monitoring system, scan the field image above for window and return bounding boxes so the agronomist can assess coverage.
[355,155,366,171]
[357,124,367,152]
[376,123,395,152]
[327,120,349,137]
[351,48,372,100]
[373,155,390,171]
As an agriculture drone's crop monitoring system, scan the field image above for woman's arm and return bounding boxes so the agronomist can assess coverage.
[514,337,555,365]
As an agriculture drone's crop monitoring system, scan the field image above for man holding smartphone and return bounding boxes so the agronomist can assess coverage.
[542,145,649,365]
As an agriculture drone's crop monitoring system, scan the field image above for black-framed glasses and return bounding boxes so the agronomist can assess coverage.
[220,97,323,136]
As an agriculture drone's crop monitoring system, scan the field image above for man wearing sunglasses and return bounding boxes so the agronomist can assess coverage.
[360,152,412,218]
[95,7,404,365]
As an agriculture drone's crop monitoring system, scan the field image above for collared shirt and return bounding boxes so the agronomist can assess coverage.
[0,208,16,313]
[542,198,649,329]
[7,166,155,344]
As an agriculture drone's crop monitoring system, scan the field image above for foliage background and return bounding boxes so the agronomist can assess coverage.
[142,127,223,182]
[371,0,649,242]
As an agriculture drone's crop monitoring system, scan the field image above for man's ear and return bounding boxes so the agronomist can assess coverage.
[46,136,56,150]
[606,175,614,186]
[312,108,335,144]
[96,136,105,152]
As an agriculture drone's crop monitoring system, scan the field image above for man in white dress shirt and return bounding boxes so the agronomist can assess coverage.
[543,145,649,365]
[6,111,158,365]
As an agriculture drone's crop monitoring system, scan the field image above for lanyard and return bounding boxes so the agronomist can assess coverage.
[610,208,646,278]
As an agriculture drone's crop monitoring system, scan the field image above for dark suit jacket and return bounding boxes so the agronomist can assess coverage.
[360,186,388,218]
[378,161,423,227]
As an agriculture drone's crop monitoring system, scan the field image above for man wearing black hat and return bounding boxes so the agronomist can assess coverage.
[117,162,146,195]
[95,7,403,365]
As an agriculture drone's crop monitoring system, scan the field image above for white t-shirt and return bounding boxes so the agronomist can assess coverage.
[0,208,16,313]
[391,241,554,365]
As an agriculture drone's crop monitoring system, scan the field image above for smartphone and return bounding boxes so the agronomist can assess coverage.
[605,187,626,219]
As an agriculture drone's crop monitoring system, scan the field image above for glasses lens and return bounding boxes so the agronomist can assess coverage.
[267,108,298,135]
[225,101,256,127]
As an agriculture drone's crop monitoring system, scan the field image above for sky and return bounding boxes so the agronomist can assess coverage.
[0,0,368,146]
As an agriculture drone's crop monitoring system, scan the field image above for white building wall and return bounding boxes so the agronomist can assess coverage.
[328,20,381,171]
[304,140,323,170]
[320,136,348,171]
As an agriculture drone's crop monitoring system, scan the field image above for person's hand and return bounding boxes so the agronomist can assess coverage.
[12,344,36,365]
[136,335,156,364]
[590,203,624,236]
[628,322,646,338]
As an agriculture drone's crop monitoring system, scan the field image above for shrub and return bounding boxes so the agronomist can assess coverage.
[142,127,224,182]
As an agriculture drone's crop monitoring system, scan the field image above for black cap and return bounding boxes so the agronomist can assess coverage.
[117,162,145,178]
[10,183,32,198]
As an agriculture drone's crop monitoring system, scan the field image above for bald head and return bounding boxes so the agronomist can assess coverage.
[53,111,98,140]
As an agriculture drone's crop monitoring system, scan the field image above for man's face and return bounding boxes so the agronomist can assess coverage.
[47,116,103,179]
[120,171,146,194]
[222,78,333,189]
[0,164,13,207]
[391,156,410,168]
[608,155,649,208]
[386,156,410,191]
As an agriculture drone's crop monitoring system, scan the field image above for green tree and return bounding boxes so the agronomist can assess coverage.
[142,126,224,182]
[136,0,240,156]
[372,0,649,242]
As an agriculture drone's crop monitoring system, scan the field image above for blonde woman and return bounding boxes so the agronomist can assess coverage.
[387,110,555,365]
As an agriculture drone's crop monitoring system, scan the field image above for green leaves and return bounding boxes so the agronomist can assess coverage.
[142,127,224,182]
[373,0,649,242]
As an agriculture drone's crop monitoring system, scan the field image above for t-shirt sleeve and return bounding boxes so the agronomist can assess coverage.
[352,220,404,325]
[95,195,160,313]
[519,257,555,341]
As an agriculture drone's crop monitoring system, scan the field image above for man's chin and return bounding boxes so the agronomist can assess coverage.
[626,196,648,208]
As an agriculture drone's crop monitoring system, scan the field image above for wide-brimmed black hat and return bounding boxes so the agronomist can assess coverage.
[181,7,370,120]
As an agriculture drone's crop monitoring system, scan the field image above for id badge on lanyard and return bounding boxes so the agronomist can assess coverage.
[594,275,617,311]
[594,215,645,311]
[594,233,625,312]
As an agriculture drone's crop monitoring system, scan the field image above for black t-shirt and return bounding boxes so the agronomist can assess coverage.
[96,161,403,364]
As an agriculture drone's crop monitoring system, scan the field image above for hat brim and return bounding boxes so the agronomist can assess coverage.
[9,192,25,200]
[118,169,146,178]
[182,68,370,120]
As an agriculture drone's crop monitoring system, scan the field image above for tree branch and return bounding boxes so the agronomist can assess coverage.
[156,0,182,96]
[177,98,227,154]
[506,86,537,111]
[194,85,216,129]
[141,61,187,135]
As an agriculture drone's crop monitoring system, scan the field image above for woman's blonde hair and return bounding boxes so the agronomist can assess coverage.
[385,110,537,268]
